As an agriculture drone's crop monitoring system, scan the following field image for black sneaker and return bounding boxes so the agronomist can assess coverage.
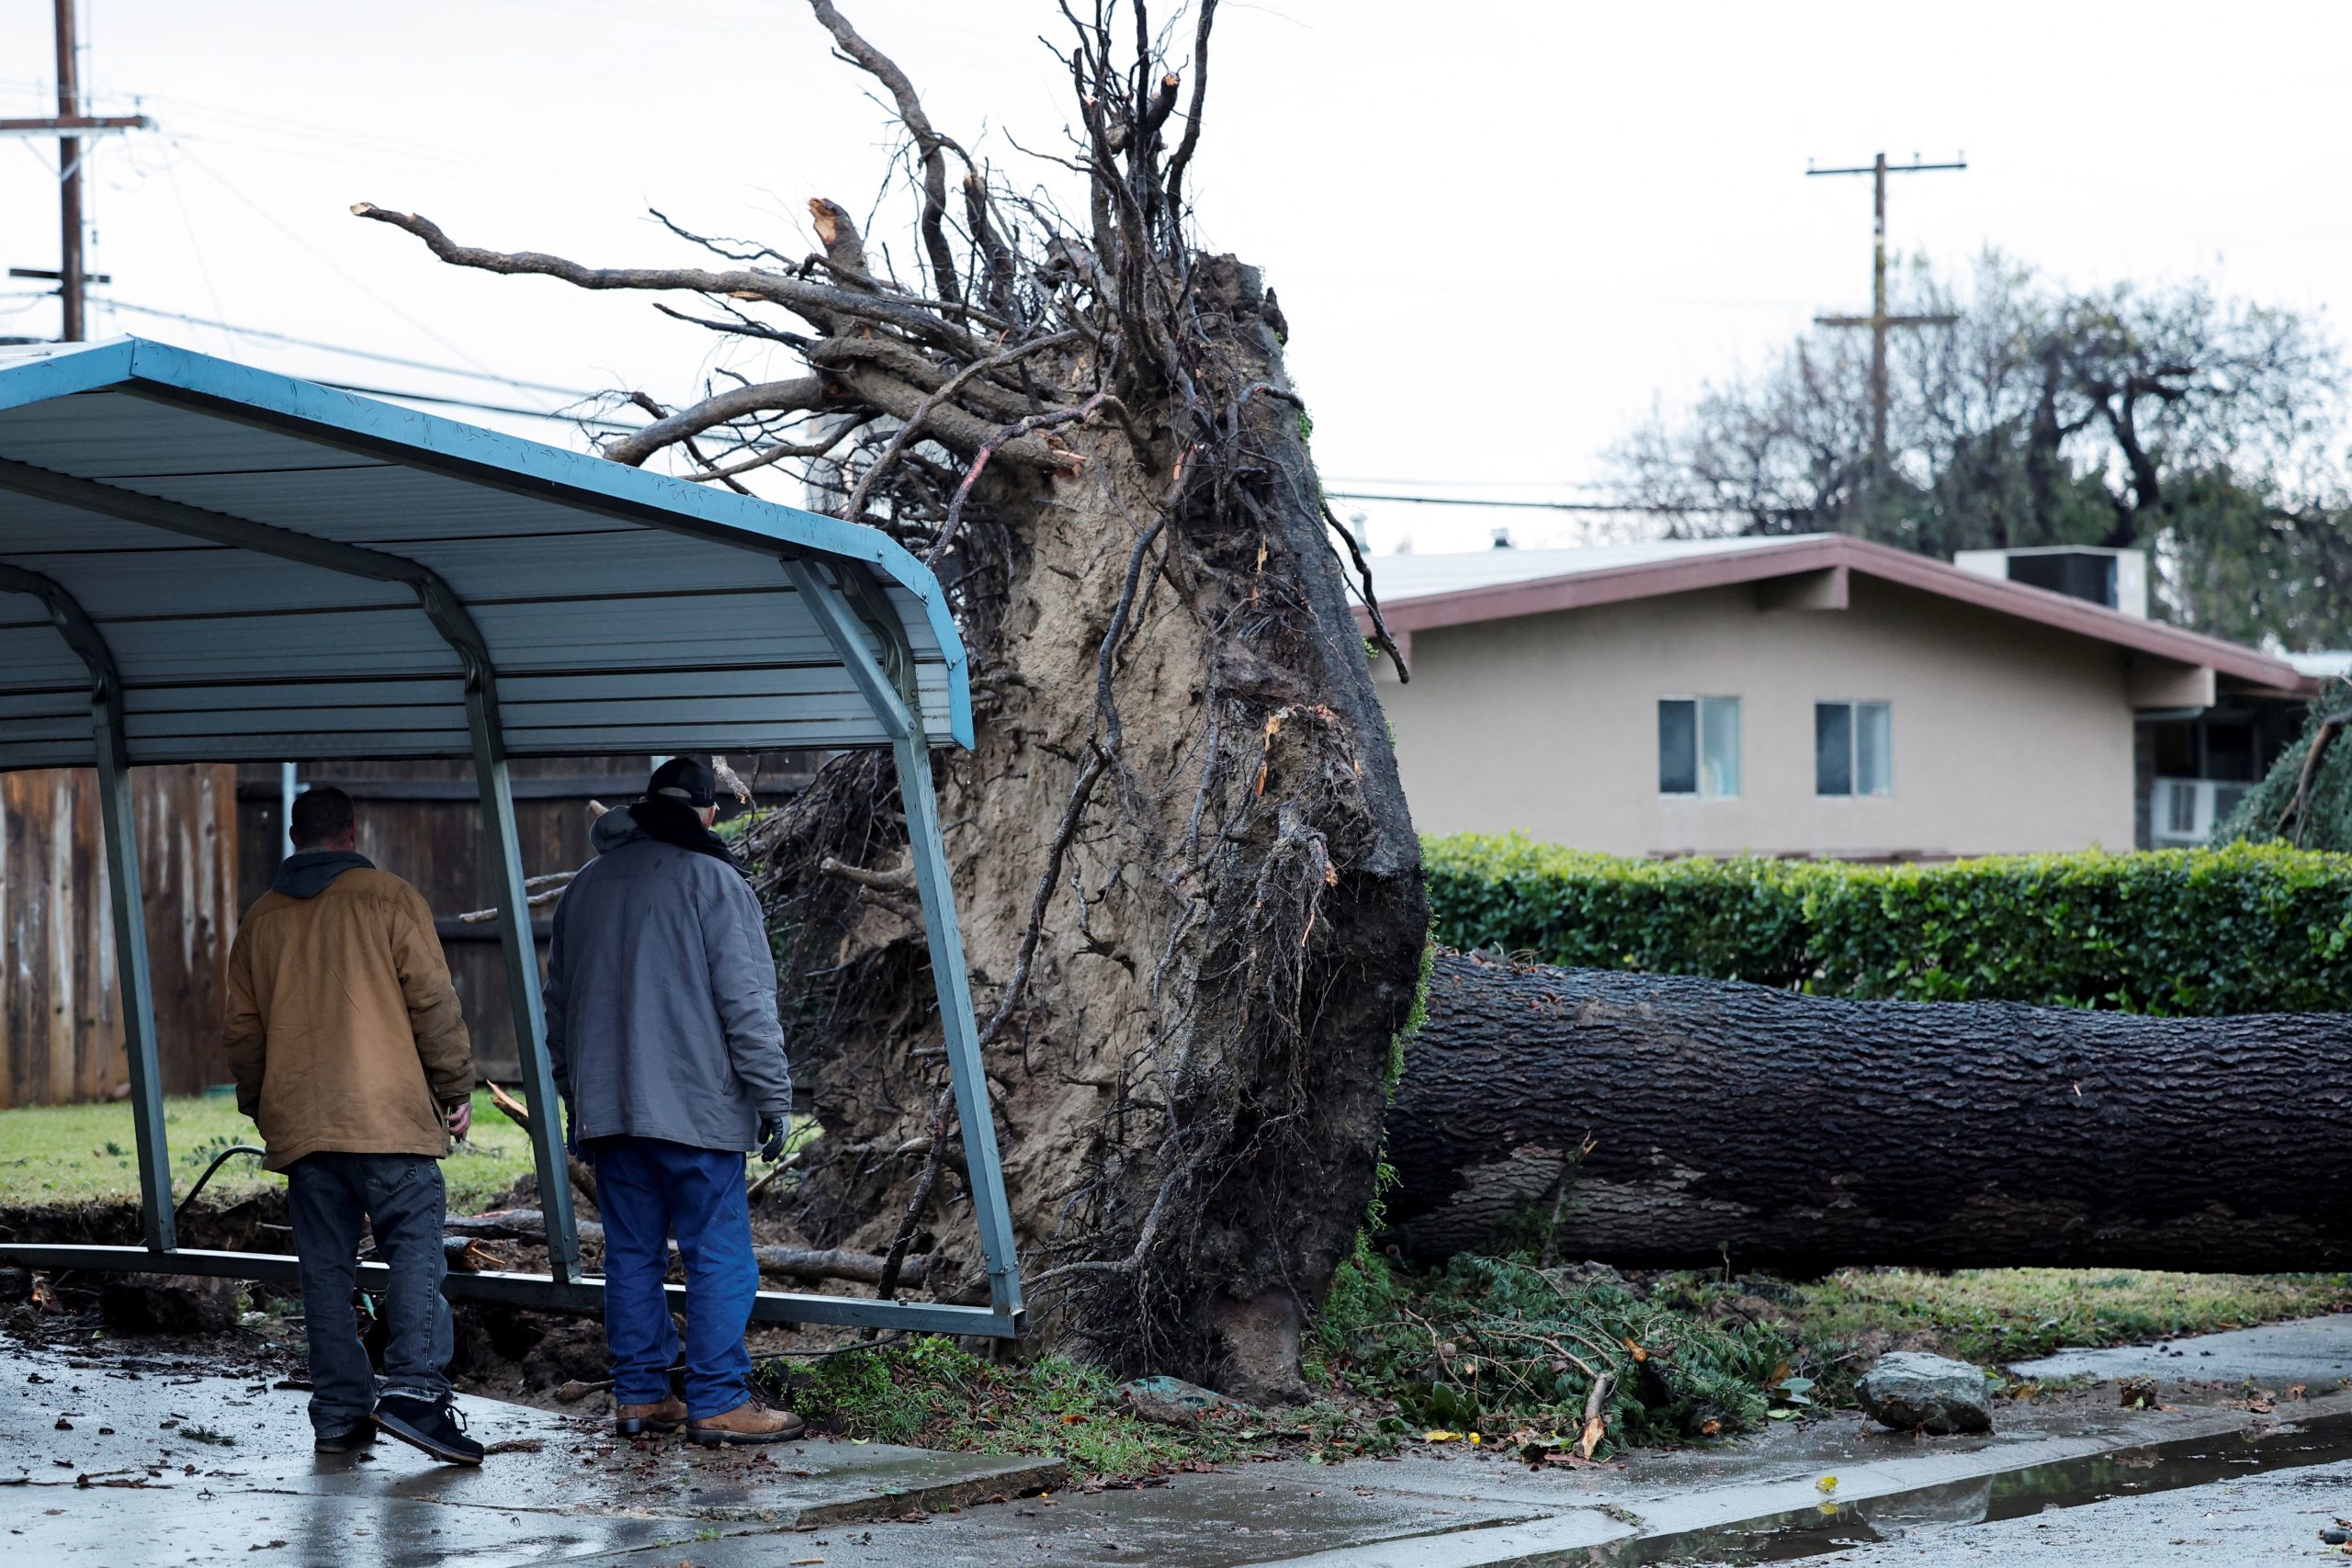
[373,1395,485,1466]
[314,1421,377,1455]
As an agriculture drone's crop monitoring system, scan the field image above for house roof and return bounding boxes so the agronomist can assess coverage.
[0,337,971,771]
[1354,533,2315,699]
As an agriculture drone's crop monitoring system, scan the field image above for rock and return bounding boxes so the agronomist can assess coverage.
[1857,1351,1993,1435]
[1119,1375,1250,1428]
[97,1274,241,1335]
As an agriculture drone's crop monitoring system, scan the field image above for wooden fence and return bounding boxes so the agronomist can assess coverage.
[1,765,238,1107]
[2,754,809,1106]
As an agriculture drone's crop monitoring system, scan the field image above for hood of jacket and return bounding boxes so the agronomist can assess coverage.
[271,849,375,899]
[591,805,644,855]
[591,798,743,874]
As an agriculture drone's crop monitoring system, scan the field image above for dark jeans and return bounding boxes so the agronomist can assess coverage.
[286,1152,452,1434]
[586,1136,758,1419]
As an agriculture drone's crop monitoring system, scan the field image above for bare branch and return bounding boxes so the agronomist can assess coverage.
[604,378,827,468]
[1164,0,1216,220]
[805,0,965,304]
[1323,501,1410,682]
[350,201,983,356]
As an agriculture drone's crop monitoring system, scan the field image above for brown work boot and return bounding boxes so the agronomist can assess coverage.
[613,1395,687,1437]
[686,1397,806,1446]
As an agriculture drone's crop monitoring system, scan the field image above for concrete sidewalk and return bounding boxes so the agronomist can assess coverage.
[9,1313,2352,1567]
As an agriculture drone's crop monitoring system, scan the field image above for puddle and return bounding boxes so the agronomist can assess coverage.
[1577,1413,2352,1565]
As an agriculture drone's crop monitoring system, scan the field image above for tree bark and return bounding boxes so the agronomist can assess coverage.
[1387,952,2352,1271]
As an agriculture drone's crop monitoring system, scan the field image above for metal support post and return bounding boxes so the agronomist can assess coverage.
[466,681,580,1280]
[891,732,1023,1315]
[95,700,175,1251]
[0,562,174,1250]
[785,557,1024,1319]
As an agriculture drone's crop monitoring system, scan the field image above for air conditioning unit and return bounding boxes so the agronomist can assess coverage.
[1952,547,2148,618]
[2148,776,2253,846]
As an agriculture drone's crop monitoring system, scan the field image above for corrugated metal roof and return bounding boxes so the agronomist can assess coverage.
[0,338,970,770]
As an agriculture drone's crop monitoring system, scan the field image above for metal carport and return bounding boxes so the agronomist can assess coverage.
[0,336,1022,1337]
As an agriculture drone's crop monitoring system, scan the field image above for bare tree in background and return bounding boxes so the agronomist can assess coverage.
[1611,254,2351,647]
[356,0,1425,1397]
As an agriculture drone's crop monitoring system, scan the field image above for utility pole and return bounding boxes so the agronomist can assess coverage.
[1807,151,1964,484]
[0,0,147,342]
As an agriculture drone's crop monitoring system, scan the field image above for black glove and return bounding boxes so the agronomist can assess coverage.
[758,1114,788,1165]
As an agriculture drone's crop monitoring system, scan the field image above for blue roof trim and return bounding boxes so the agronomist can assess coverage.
[0,338,972,748]
[0,339,139,413]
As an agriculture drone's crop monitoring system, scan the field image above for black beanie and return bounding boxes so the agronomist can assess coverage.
[648,755,717,808]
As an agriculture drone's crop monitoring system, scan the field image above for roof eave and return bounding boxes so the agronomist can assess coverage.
[1352,532,2317,703]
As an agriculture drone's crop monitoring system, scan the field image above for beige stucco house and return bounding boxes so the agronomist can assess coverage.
[1358,535,2314,860]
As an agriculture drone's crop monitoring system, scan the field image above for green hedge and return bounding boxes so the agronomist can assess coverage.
[1424,833,2352,1016]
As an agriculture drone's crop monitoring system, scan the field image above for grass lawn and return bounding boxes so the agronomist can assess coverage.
[1776,1265,2352,1376]
[0,1089,535,1214]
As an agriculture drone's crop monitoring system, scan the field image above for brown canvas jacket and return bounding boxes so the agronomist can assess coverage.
[223,866,474,1172]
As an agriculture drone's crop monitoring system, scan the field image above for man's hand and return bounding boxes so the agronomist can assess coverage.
[445,1099,472,1141]
[758,1114,788,1165]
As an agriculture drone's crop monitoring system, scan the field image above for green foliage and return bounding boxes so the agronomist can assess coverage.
[773,1336,1391,1476]
[772,1337,1203,1477]
[1386,943,1435,1093]
[2220,680,2352,852]
[1315,1254,1788,1453]
[1425,831,2352,1015]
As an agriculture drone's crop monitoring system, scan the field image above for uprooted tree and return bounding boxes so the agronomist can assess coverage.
[356,0,1426,1398]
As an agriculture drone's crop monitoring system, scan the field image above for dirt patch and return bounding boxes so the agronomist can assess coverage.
[0,1189,290,1251]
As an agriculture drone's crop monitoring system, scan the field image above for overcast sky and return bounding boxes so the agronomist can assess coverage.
[5,0,2347,555]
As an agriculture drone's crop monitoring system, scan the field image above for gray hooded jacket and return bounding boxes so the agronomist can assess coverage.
[544,806,791,1151]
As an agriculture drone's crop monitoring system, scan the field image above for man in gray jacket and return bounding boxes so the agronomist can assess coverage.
[545,756,800,1444]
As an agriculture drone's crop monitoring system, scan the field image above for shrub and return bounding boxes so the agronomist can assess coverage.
[2219,678,2352,852]
[1425,832,2352,1015]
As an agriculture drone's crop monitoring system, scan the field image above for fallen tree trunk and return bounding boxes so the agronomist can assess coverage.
[1386,952,2352,1270]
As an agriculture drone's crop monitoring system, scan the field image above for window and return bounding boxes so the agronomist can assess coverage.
[1659,696,1740,797]
[1816,701,1891,796]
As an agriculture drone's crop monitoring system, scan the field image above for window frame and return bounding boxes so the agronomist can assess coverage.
[1815,698,1893,798]
[1658,694,1742,799]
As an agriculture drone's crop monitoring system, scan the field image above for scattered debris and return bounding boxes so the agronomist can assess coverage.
[98,1276,240,1336]
[1117,1376,1249,1429]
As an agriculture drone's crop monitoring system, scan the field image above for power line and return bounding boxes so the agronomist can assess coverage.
[1326,491,1756,514]
[97,299,602,400]
[311,379,638,433]
[166,138,510,382]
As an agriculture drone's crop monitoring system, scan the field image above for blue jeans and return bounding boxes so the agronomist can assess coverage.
[286,1153,453,1434]
[586,1136,758,1420]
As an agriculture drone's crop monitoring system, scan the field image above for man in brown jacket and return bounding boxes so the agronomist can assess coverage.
[224,785,482,1465]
